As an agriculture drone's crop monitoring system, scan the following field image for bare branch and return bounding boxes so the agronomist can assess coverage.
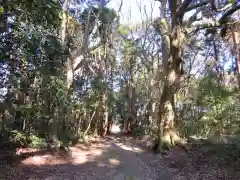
[189,4,240,33]
[186,8,202,27]
[177,0,193,16]
[73,55,84,71]
[177,0,211,22]
[219,4,240,24]
[117,0,123,14]
[190,20,239,34]
[216,3,232,12]
[88,64,97,76]
[159,0,167,19]
[185,0,211,12]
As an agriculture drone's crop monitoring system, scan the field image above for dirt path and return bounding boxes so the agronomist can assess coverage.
[2,136,172,180]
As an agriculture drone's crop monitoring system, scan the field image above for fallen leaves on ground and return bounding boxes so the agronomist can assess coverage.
[0,134,239,180]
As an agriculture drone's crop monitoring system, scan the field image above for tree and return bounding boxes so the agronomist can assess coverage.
[153,0,240,152]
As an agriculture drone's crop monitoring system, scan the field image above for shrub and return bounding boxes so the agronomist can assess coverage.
[28,135,47,149]
[131,126,146,136]
[8,130,28,147]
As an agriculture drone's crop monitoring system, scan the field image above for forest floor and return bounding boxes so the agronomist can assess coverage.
[0,133,239,180]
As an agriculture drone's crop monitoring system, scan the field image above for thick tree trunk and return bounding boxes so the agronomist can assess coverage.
[155,53,187,152]
[154,16,186,152]
[61,8,74,89]
[156,84,181,151]
[126,82,137,132]
[231,28,240,88]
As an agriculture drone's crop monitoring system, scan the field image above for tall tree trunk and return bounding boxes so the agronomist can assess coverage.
[231,28,240,88]
[130,83,137,129]
[0,0,8,33]
[148,70,157,128]
[102,41,109,136]
[61,4,74,89]
[154,16,186,151]
[127,58,137,132]
[107,115,113,135]
[102,91,108,136]
[106,60,114,135]
[93,108,99,136]
[83,110,96,137]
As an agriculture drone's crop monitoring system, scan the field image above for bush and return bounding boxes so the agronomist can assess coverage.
[28,135,47,149]
[8,130,28,147]
[179,73,240,139]
[131,126,146,136]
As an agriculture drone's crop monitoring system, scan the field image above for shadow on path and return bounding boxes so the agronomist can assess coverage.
[0,135,172,180]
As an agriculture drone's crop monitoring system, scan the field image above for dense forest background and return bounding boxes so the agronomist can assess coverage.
[0,0,239,159]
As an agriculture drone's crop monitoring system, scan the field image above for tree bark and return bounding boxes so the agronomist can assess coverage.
[0,0,8,33]
[83,110,96,137]
[231,28,240,88]
[106,115,113,135]
[101,91,108,136]
[154,15,186,152]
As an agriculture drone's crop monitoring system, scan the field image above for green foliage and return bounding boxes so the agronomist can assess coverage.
[131,126,146,137]
[123,39,135,56]
[8,130,28,146]
[0,6,4,14]
[180,72,240,138]
[117,25,131,37]
[29,135,47,149]
[1,0,238,165]
[80,6,117,38]
[0,0,119,151]
[229,0,236,4]
[197,73,233,107]
[98,7,117,24]
[12,0,62,28]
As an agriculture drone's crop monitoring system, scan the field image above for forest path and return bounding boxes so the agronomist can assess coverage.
[3,135,173,180]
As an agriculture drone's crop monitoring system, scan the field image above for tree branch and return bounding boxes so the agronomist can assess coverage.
[186,8,202,27]
[190,20,239,34]
[219,4,240,24]
[185,0,211,12]
[189,3,240,33]
[177,0,212,22]
[177,0,193,15]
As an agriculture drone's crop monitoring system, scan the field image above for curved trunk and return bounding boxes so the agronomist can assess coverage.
[157,85,183,151]
[83,110,96,137]
[155,16,186,152]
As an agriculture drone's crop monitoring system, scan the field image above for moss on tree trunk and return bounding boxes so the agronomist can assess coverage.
[155,85,188,153]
